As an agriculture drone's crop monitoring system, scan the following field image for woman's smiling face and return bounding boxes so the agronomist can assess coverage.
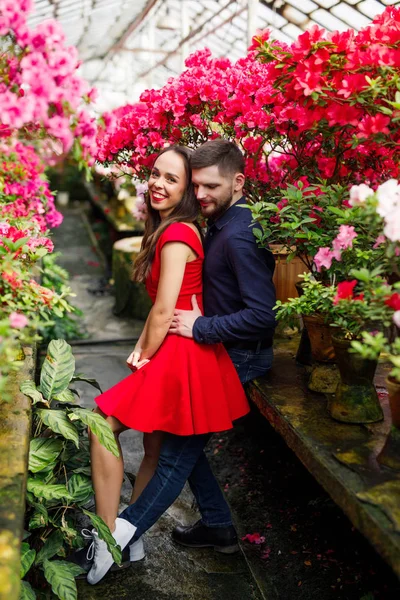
[148,151,187,218]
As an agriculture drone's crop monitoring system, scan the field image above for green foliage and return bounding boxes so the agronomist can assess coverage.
[330,270,397,339]
[39,252,86,345]
[351,333,400,383]
[82,510,122,564]
[40,339,76,400]
[274,273,335,323]
[20,339,121,599]
[43,560,85,600]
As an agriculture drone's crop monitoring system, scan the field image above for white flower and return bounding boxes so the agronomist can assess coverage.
[383,209,400,242]
[349,183,374,206]
[376,179,400,218]
[393,311,400,329]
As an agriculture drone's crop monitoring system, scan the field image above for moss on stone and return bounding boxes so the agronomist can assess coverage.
[0,345,35,600]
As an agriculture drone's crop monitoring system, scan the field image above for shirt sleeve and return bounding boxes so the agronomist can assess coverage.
[193,229,276,344]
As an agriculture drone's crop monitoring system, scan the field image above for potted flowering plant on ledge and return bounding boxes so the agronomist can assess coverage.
[327,269,398,424]
[350,304,400,469]
[274,273,339,393]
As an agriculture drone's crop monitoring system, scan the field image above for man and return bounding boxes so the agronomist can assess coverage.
[86,140,276,585]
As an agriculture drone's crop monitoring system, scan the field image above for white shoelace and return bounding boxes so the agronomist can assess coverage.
[81,528,97,561]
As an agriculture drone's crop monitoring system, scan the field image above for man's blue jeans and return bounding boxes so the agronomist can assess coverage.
[120,345,273,539]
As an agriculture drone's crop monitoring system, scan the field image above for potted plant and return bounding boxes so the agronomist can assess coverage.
[275,273,339,392]
[350,305,400,468]
[327,269,398,424]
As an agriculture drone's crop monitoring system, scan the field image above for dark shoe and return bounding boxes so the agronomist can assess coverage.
[172,519,239,554]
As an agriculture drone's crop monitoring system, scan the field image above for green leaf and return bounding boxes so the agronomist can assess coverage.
[327,206,347,217]
[54,389,77,404]
[71,373,103,394]
[20,381,46,405]
[67,473,93,505]
[82,510,122,565]
[40,340,75,400]
[20,581,36,600]
[29,439,63,473]
[36,530,64,565]
[36,410,79,448]
[27,478,73,502]
[20,542,36,578]
[43,560,84,600]
[69,409,119,457]
[29,503,49,530]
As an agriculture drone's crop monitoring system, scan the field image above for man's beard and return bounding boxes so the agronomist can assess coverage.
[206,193,233,222]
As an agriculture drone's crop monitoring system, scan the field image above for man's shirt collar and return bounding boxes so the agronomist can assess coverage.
[208,197,245,231]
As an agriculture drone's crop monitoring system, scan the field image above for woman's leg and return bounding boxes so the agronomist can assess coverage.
[89,408,128,531]
[130,431,164,503]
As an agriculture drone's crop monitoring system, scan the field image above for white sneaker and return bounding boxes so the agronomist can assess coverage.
[87,518,136,585]
[129,537,145,562]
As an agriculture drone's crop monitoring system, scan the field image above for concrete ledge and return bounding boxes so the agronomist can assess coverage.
[248,338,400,580]
[0,346,35,600]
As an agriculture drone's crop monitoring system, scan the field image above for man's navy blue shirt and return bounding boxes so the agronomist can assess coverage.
[193,198,276,345]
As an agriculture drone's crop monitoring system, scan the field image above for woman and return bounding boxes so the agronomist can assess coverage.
[88,145,249,565]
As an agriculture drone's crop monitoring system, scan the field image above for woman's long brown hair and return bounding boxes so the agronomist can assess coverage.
[133,146,201,283]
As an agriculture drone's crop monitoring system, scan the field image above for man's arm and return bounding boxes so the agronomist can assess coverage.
[193,231,276,344]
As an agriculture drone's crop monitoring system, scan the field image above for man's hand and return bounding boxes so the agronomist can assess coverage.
[126,347,150,371]
[169,294,201,339]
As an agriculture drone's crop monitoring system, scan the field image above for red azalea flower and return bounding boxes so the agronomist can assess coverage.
[385,293,400,311]
[333,280,357,305]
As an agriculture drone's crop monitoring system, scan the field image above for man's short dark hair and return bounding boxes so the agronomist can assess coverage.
[190,139,245,177]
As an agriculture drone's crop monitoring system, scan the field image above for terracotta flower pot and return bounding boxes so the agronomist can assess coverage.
[328,335,383,424]
[302,315,335,363]
[377,377,400,470]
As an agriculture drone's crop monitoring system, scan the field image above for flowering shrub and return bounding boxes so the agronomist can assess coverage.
[329,269,399,339]
[0,0,97,166]
[0,1,97,398]
[98,7,400,205]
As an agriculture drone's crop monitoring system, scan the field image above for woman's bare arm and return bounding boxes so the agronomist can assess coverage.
[127,241,190,366]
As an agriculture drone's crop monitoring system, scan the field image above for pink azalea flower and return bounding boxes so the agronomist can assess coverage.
[9,312,29,329]
[373,235,386,249]
[333,225,357,250]
[314,247,334,272]
[241,533,265,545]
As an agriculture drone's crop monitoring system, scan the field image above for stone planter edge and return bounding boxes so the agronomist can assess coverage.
[0,345,35,600]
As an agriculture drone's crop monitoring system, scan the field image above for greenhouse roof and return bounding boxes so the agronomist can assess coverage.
[28,0,400,111]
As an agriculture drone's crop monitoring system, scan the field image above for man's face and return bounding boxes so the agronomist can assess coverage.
[192,165,237,220]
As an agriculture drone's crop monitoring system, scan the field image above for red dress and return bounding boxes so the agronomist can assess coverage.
[95,222,249,435]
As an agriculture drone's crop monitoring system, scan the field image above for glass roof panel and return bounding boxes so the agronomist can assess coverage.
[26,0,400,111]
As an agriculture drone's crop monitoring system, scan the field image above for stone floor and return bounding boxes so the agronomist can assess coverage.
[50,206,400,600]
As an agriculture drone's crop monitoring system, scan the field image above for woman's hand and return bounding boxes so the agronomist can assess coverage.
[126,348,150,371]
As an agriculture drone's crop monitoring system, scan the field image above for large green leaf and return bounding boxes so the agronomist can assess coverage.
[20,581,36,600]
[71,373,102,393]
[35,530,64,565]
[82,509,122,565]
[54,389,76,404]
[29,503,49,530]
[67,473,93,505]
[20,542,36,578]
[40,340,75,400]
[42,560,84,600]
[69,409,119,457]
[36,409,79,448]
[20,381,46,405]
[29,439,63,473]
[27,478,73,502]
